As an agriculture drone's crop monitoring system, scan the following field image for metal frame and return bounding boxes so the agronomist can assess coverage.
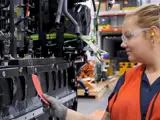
[0,58,77,120]
[0,0,89,119]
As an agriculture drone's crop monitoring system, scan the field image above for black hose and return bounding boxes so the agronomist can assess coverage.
[92,0,96,12]
[63,0,80,35]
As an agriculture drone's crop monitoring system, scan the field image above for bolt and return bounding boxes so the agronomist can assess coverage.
[3,62,8,66]
[72,90,74,93]
[56,65,59,69]
[2,71,6,77]
[19,67,23,73]
[34,68,37,73]
[51,64,54,68]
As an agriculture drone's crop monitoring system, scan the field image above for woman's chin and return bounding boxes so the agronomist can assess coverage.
[128,55,140,63]
[128,56,135,62]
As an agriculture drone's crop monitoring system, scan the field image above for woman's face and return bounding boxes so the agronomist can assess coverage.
[121,16,152,63]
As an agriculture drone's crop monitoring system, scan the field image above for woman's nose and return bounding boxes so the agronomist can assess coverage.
[120,41,127,48]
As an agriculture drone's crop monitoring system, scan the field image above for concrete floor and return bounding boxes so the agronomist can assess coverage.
[77,84,116,115]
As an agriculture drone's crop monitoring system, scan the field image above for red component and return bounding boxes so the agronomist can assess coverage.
[32,74,49,104]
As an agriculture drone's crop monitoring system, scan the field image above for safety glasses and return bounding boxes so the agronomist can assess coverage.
[121,28,150,42]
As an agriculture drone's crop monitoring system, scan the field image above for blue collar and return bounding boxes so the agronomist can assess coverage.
[142,72,160,86]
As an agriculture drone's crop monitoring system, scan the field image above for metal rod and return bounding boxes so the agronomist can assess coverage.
[63,0,80,35]
[55,0,64,25]
[10,0,17,58]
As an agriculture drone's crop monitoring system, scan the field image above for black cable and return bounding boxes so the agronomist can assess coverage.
[65,4,91,35]
[92,0,96,12]
[65,5,91,35]
[81,5,91,28]
[81,5,91,34]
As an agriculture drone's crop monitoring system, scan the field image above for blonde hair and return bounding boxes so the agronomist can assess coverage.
[125,4,160,28]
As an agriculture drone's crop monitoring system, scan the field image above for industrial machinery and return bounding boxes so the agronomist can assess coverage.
[0,0,92,119]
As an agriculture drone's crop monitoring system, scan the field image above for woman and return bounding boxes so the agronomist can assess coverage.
[43,4,160,120]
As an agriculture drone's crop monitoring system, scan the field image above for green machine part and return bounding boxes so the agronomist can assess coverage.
[30,33,77,41]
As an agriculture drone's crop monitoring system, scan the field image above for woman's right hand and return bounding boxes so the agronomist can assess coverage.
[43,94,68,120]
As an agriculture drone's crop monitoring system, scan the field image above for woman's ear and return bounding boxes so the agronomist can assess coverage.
[150,26,160,38]
[149,26,160,45]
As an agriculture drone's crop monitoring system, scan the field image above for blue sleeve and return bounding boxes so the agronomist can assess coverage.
[106,73,125,112]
